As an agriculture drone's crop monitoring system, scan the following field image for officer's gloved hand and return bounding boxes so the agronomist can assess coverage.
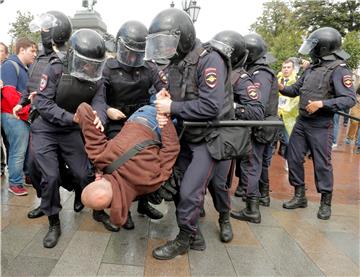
[234,103,246,119]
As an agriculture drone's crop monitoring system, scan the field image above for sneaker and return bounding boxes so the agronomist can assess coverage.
[284,160,288,171]
[332,143,337,149]
[8,185,28,196]
[354,147,360,154]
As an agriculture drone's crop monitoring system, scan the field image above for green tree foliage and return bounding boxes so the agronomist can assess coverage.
[250,0,360,71]
[293,0,360,36]
[343,31,360,70]
[8,11,40,53]
[250,0,306,71]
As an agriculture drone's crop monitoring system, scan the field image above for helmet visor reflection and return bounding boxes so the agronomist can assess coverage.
[144,33,180,61]
[29,13,58,32]
[117,39,145,67]
[69,50,105,82]
[298,38,319,55]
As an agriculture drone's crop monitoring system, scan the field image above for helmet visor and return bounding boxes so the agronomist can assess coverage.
[69,50,105,82]
[116,39,145,67]
[209,39,234,58]
[298,38,319,55]
[144,33,180,61]
[29,13,58,32]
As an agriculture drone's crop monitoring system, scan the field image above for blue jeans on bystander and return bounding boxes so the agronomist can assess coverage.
[1,112,30,185]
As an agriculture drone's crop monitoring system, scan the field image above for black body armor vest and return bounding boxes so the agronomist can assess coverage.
[248,65,278,117]
[299,60,343,118]
[105,60,152,117]
[27,52,52,92]
[167,44,234,143]
[53,59,98,114]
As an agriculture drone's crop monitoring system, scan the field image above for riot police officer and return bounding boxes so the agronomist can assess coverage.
[231,33,279,224]
[100,20,163,231]
[280,27,356,219]
[14,11,85,219]
[147,8,235,260]
[31,28,107,248]
[206,30,264,242]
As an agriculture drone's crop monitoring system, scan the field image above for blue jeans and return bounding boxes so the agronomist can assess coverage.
[1,113,30,185]
[332,114,340,144]
[357,127,360,147]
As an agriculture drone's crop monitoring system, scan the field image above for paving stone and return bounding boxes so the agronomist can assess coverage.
[102,217,149,266]
[322,231,360,267]
[2,255,58,277]
[250,225,324,276]
[97,263,144,276]
[1,224,41,256]
[50,230,110,276]
[227,245,280,276]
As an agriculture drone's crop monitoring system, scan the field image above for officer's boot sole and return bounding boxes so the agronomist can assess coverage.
[230,210,261,224]
[282,201,308,209]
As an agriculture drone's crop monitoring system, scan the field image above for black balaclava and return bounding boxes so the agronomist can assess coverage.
[41,30,54,55]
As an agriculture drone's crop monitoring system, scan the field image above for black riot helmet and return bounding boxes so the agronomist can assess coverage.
[68,29,106,82]
[244,33,267,65]
[116,20,148,67]
[210,30,248,69]
[29,11,72,52]
[145,8,196,62]
[299,27,349,60]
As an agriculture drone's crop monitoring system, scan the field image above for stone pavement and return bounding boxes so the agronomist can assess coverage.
[1,139,359,276]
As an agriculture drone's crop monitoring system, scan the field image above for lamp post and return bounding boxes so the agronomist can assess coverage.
[171,0,200,23]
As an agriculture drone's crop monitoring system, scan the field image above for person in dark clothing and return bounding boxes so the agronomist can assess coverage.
[231,33,279,224]
[102,20,163,231]
[205,30,264,243]
[30,27,107,248]
[280,27,356,220]
[145,8,241,260]
[14,11,86,219]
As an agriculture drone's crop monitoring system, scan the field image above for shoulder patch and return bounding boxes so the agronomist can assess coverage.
[342,75,353,88]
[247,85,259,100]
[254,82,261,89]
[205,67,217,88]
[39,74,48,91]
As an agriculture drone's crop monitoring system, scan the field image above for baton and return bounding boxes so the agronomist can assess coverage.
[335,110,360,122]
[182,120,284,127]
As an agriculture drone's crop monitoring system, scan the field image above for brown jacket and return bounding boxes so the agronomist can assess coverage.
[77,103,180,225]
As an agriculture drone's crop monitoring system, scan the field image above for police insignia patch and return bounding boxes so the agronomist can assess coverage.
[247,86,259,100]
[205,67,217,88]
[159,70,168,84]
[39,74,48,91]
[343,75,353,88]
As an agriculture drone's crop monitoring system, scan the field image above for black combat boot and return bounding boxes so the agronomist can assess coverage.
[27,205,45,219]
[92,210,120,232]
[43,214,61,248]
[317,192,332,220]
[122,211,135,230]
[282,186,307,209]
[73,187,84,213]
[218,212,233,242]
[190,226,206,251]
[231,197,261,224]
[259,182,270,207]
[137,199,163,220]
[152,229,191,260]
